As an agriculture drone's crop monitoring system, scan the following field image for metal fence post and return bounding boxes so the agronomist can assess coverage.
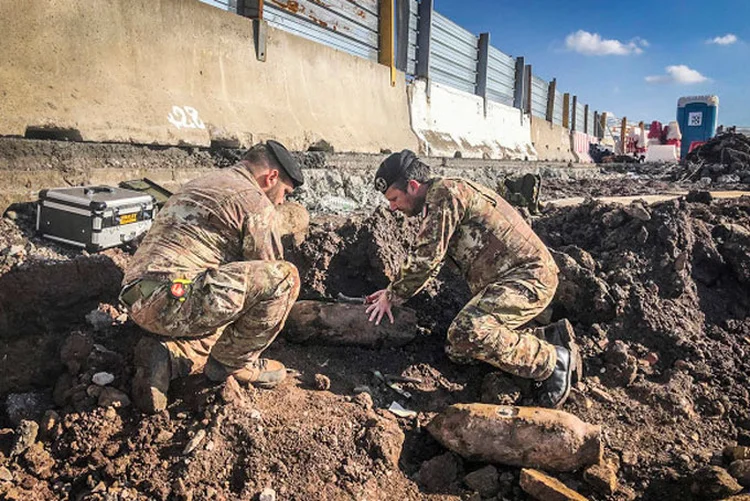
[546,78,556,123]
[524,65,532,114]
[476,33,490,98]
[237,0,262,18]
[395,0,410,72]
[415,0,433,80]
[584,104,590,135]
[562,93,570,129]
[513,57,525,111]
[379,0,396,86]
[571,96,578,131]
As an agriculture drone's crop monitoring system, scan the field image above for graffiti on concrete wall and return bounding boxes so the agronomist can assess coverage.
[168,106,205,130]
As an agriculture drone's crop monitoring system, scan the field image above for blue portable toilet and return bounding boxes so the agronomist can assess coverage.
[677,95,719,158]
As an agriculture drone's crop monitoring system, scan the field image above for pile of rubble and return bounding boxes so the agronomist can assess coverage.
[684,133,750,184]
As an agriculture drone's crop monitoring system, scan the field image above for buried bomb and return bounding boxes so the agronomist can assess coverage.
[427,403,603,472]
[283,300,418,347]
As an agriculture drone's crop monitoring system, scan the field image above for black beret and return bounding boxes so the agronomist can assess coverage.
[374,149,418,193]
[267,140,304,188]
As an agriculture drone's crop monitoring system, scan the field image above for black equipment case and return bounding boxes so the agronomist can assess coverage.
[36,185,156,251]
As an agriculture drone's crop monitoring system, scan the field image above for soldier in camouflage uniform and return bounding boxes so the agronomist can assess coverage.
[120,141,303,413]
[366,150,579,408]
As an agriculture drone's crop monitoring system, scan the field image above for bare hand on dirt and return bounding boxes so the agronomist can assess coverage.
[365,289,394,325]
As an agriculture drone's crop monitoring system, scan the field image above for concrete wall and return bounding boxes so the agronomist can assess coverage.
[408,80,537,161]
[530,118,576,162]
[0,0,417,153]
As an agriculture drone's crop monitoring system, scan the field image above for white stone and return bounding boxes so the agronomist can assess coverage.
[92,372,115,386]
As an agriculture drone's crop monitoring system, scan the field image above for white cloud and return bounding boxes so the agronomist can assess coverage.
[564,30,647,56]
[645,65,709,84]
[707,34,738,45]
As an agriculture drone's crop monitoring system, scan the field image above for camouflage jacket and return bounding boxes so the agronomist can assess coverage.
[389,178,558,300]
[123,165,283,284]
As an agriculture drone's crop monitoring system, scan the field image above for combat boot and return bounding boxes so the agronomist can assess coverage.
[535,346,574,409]
[132,336,171,414]
[538,319,582,384]
[204,356,286,389]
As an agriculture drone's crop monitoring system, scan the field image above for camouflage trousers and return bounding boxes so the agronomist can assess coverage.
[445,270,559,381]
[127,260,300,378]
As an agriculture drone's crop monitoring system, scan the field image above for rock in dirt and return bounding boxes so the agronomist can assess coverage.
[219,376,244,405]
[604,340,639,387]
[0,467,12,482]
[584,459,619,495]
[4,392,52,426]
[361,417,404,469]
[480,372,522,405]
[726,446,750,461]
[418,452,463,492]
[92,372,115,386]
[314,374,331,391]
[427,404,602,472]
[550,249,616,325]
[97,387,130,408]
[728,460,750,487]
[623,202,652,221]
[59,332,94,375]
[259,487,277,501]
[519,468,587,501]
[284,301,418,347]
[23,442,55,479]
[691,466,742,499]
[463,465,501,497]
[39,410,60,441]
[10,420,38,458]
[183,429,206,455]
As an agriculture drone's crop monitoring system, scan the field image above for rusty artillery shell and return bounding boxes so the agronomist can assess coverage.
[283,300,418,347]
[427,404,603,472]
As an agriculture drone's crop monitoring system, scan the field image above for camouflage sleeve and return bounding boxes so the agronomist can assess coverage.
[241,202,285,262]
[389,184,464,301]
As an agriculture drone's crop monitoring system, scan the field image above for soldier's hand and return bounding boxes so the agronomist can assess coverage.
[365,289,395,325]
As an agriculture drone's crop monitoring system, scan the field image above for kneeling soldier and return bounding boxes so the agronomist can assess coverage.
[120,141,303,413]
[366,150,580,408]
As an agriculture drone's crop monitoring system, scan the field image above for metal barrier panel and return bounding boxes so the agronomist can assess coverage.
[530,76,548,119]
[264,0,380,62]
[406,0,418,75]
[587,109,595,135]
[552,88,563,126]
[429,11,478,94]
[575,102,586,132]
[485,45,515,107]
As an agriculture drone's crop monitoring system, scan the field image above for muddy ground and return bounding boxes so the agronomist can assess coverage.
[1,143,750,500]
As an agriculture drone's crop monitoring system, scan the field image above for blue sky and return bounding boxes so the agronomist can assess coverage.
[434,0,750,125]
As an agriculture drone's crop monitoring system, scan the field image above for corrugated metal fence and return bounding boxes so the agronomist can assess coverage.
[486,46,515,107]
[428,12,477,94]
[552,88,563,126]
[264,0,381,62]
[196,0,605,134]
[530,76,548,119]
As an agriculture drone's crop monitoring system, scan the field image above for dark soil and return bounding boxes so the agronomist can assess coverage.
[1,165,750,499]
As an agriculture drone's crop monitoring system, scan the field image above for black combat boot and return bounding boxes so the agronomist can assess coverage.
[540,319,582,383]
[535,346,574,409]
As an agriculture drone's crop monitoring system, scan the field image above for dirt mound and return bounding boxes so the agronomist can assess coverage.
[1,194,750,500]
[684,133,750,184]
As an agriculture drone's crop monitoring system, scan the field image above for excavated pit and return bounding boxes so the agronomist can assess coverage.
[1,139,750,500]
